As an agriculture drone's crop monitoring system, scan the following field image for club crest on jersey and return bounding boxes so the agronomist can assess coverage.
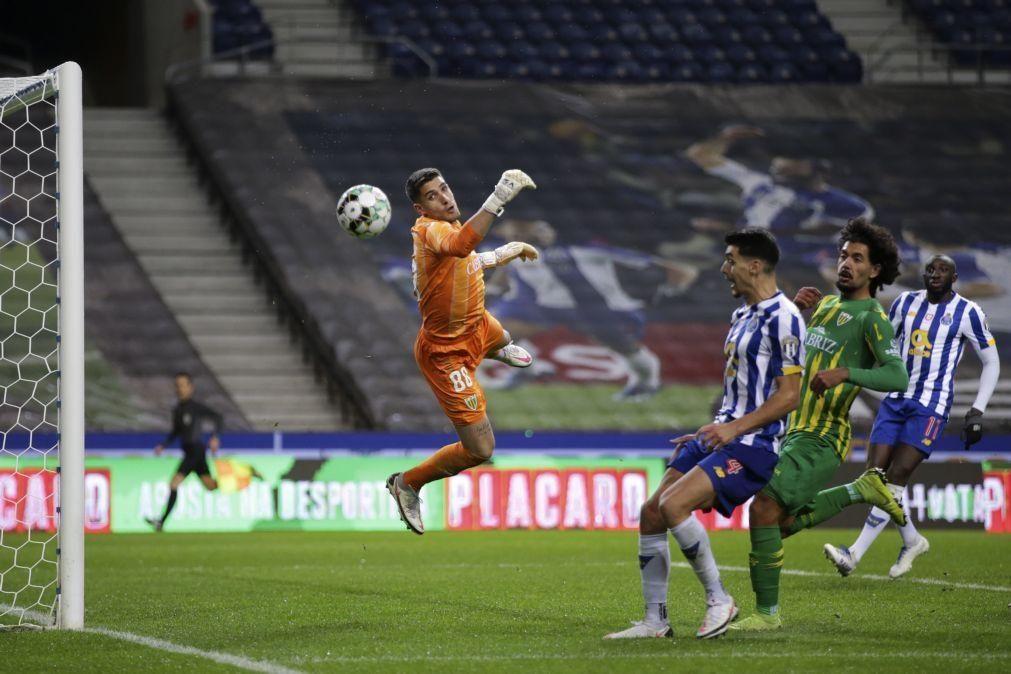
[941,314,953,326]
[726,459,744,475]
[747,317,761,332]
[463,395,479,411]
[836,312,853,327]
[781,336,800,359]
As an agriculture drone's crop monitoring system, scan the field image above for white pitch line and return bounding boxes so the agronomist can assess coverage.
[0,602,53,627]
[309,650,1011,665]
[85,627,306,674]
[427,560,1011,594]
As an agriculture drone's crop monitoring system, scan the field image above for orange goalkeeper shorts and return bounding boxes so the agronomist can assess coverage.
[415,311,505,426]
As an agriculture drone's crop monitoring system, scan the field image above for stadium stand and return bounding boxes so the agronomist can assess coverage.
[209,0,274,59]
[166,76,1011,432]
[350,0,863,83]
[906,0,1011,68]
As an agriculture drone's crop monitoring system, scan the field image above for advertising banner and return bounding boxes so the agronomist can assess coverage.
[0,454,1004,533]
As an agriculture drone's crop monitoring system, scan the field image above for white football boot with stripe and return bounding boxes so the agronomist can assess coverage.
[488,342,533,368]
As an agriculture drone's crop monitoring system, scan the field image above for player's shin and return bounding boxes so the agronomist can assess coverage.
[848,506,891,562]
[670,517,729,605]
[402,442,486,492]
[748,525,783,616]
[782,486,853,535]
[638,533,671,624]
[161,489,179,523]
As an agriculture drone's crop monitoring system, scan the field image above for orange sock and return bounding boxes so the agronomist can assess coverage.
[403,442,485,492]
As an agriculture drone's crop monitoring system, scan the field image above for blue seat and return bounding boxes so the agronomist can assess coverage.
[681,24,713,46]
[619,22,649,43]
[558,24,589,43]
[726,44,757,64]
[476,41,507,60]
[736,63,768,83]
[602,43,633,62]
[715,27,744,45]
[769,61,799,82]
[527,22,555,42]
[482,5,514,23]
[698,45,727,65]
[464,21,493,41]
[509,41,539,61]
[705,62,735,82]
[649,24,680,44]
[667,44,696,64]
[570,42,602,63]
[775,27,806,47]
[742,25,773,46]
[538,43,570,62]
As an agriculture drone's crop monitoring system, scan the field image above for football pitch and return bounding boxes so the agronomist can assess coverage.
[5,530,1010,673]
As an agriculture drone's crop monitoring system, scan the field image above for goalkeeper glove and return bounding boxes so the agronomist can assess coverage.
[962,407,984,449]
[482,170,537,216]
[478,241,539,268]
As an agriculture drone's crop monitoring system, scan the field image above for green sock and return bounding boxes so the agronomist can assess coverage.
[783,485,856,536]
[749,525,784,616]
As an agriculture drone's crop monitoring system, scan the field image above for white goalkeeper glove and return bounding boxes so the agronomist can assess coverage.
[478,241,539,268]
[482,169,537,216]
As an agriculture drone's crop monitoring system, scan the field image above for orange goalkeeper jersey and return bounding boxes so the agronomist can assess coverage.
[411,216,486,341]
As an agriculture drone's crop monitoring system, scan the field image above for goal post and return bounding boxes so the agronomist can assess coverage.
[0,62,84,630]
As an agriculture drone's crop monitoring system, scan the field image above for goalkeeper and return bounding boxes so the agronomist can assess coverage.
[731,219,910,632]
[387,168,539,534]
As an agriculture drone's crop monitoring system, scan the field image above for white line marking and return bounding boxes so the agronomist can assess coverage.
[424,560,1011,593]
[307,651,1011,664]
[0,602,52,627]
[85,627,306,674]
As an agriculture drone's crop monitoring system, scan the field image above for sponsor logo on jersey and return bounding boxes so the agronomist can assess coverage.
[714,466,725,478]
[805,327,839,354]
[726,459,744,475]
[464,395,479,411]
[836,312,853,326]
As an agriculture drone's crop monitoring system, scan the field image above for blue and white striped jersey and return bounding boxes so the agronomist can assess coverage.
[708,160,873,230]
[716,291,807,453]
[886,290,997,417]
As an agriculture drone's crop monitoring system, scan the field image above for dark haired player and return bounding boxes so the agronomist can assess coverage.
[823,254,999,578]
[732,218,910,632]
[146,372,222,532]
[605,228,805,640]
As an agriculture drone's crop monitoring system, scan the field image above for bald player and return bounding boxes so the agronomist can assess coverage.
[822,253,1000,578]
[386,168,539,535]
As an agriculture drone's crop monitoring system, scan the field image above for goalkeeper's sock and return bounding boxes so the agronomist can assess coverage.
[748,525,783,616]
[161,489,178,523]
[782,486,853,536]
[403,442,486,492]
[638,533,670,624]
[849,506,890,563]
[670,516,729,604]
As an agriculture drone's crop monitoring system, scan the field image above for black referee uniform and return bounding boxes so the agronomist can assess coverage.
[163,399,223,477]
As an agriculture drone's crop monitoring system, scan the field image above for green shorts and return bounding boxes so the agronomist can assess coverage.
[761,431,843,515]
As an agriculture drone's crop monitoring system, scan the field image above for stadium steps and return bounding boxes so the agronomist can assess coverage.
[83,107,345,431]
[820,0,1011,84]
[254,0,383,78]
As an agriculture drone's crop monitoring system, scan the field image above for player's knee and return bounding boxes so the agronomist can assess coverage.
[464,438,495,461]
[749,494,781,526]
[639,496,664,532]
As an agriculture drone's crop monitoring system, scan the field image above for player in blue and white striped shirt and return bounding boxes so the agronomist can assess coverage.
[824,254,1000,578]
[605,228,805,641]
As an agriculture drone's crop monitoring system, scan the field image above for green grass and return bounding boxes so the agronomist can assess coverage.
[3,530,1010,672]
[486,383,721,430]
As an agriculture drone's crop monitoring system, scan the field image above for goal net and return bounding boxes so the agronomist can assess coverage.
[0,63,83,630]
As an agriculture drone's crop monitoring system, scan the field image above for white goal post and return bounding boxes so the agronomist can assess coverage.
[0,62,83,630]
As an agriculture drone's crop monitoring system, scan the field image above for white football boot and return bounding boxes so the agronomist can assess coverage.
[823,543,857,577]
[696,597,738,639]
[488,342,533,368]
[386,473,424,535]
[889,536,929,578]
[604,620,673,640]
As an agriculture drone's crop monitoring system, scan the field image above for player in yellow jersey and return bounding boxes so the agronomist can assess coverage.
[732,218,909,632]
[387,168,539,534]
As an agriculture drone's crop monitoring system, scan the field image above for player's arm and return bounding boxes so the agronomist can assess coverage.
[963,305,1000,448]
[793,287,824,312]
[156,408,180,455]
[695,373,801,450]
[431,170,537,257]
[815,311,908,394]
[684,125,763,170]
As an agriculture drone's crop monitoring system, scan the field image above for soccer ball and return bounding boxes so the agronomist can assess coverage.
[336,184,392,239]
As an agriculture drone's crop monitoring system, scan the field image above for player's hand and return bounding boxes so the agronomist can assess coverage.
[480,241,539,268]
[482,170,537,215]
[696,422,740,451]
[669,433,695,461]
[811,368,849,396]
[793,286,823,311]
[962,407,984,449]
[209,435,221,455]
[154,444,163,456]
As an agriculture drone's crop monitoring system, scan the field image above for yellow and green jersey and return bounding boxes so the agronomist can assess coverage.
[789,294,908,458]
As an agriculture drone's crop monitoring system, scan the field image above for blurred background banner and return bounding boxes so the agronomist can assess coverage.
[2,448,1005,533]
